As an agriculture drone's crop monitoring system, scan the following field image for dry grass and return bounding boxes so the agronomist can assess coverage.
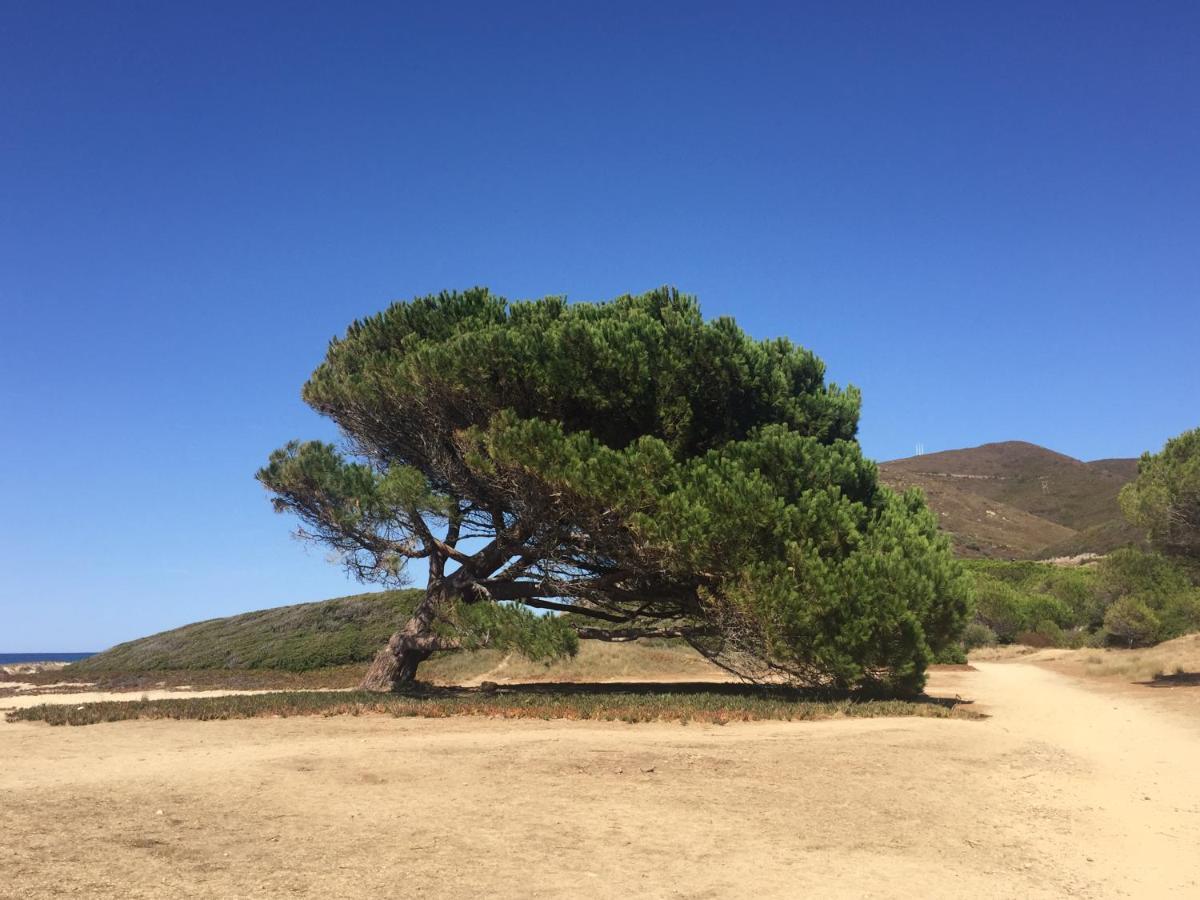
[422,639,721,684]
[970,632,1200,684]
[1040,632,1200,683]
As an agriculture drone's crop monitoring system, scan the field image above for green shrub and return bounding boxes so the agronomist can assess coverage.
[970,574,1071,643]
[1062,626,1104,649]
[1153,590,1200,642]
[971,579,1028,642]
[1031,619,1065,647]
[931,644,968,664]
[1098,549,1192,605]
[962,622,997,650]
[1120,426,1200,563]
[1097,549,1200,642]
[1103,596,1161,648]
[964,554,1200,649]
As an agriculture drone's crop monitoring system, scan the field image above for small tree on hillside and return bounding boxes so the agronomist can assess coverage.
[1120,427,1200,565]
[259,288,969,692]
[1103,596,1161,648]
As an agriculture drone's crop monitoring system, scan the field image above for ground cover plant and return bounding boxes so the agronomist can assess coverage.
[259,287,969,693]
[7,683,979,727]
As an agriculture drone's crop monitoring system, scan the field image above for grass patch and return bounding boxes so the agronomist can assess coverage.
[6,683,981,727]
[1042,632,1200,683]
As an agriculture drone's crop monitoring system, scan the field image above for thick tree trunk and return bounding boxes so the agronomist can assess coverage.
[358,582,446,692]
[359,633,432,691]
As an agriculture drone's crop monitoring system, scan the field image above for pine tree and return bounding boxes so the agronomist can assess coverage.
[259,288,969,692]
[1121,427,1200,565]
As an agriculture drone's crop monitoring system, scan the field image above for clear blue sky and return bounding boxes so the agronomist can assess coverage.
[2,2,1197,651]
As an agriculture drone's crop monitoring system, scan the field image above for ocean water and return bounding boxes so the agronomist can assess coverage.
[0,652,95,664]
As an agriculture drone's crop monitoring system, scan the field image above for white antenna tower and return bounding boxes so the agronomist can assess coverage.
[915,443,924,456]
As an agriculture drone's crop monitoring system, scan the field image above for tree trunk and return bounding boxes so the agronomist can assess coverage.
[360,635,431,692]
[358,582,445,692]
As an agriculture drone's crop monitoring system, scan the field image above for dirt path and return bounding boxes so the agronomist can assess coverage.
[2,663,1197,898]
[963,662,1200,896]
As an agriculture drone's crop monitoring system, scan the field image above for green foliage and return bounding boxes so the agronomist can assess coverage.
[1096,547,1192,604]
[963,550,1200,650]
[1095,549,1200,643]
[930,643,968,664]
[970,573,1071,643]
[258,441,444,582]
[438,603,579,662]
[74,591,423,672]
[261,288,971,690]
[969,559,1103,626]
[1121,427,1200,563]
[303,288,862,459]
[962,622,998,650]
[1103,597,1161,648]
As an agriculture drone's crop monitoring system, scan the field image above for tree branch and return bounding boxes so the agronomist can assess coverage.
[575,626,716,642]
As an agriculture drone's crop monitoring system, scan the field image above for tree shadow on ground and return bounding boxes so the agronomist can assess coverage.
[406,679,973,712]
[1139,672,1200,688]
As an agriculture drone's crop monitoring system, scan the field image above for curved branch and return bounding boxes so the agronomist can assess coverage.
[575,626,716,642]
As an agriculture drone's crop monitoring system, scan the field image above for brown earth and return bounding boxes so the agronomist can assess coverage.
[3,661,1199,899]
[879,441,1144,559]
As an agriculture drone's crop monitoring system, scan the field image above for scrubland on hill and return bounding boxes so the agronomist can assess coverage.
[879,441,1145,559]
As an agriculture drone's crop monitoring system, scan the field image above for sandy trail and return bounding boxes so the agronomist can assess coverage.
[2,663,1197,899]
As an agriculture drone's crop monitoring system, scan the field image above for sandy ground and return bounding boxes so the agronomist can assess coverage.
[2,663,1198,899]
[0,687,306,711]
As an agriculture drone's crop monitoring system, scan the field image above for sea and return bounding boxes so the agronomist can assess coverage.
[0,652,95,664]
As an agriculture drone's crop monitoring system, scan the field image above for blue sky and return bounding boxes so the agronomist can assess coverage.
[2,2,1197,650]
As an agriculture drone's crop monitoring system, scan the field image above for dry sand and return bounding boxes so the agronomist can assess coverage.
[2,663,1198,899]
[0,687,304,711]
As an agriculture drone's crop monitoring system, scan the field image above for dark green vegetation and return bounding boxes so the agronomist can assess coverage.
[1121,426,1200,565]
[259,288,969,692]
[964,549,1200,649]
[7,684,979,728]
[73,591,421,672]
[879,442,1142,560]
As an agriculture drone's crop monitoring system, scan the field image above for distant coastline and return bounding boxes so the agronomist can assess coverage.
[0,652,95,665]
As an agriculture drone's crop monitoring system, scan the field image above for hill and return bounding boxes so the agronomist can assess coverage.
[70,589,719,681]
[878,441,1145,559]
[73,591,423,672]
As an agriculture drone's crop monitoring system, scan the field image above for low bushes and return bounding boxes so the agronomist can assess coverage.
[962,549,1200,650]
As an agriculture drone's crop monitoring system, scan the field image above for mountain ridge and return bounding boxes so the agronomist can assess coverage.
[878,441,1144,559]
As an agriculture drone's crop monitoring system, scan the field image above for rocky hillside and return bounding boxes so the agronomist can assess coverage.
[879,441,1145,559]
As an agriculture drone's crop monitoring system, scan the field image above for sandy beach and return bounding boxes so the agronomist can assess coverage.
[3,662,1199,899]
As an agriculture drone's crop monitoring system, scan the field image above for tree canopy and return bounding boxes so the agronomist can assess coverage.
[259,288,969,692]
[1121,426,1200,565]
